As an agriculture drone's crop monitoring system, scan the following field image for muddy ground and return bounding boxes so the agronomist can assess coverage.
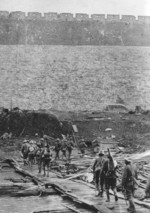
[1,109,150,213]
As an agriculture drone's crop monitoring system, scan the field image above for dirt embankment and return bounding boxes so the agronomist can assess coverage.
[73,111,150,152]
[0,109,62,138]
[1,109,150,153]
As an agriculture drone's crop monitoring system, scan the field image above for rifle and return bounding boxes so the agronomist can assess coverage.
[107,148,111,157]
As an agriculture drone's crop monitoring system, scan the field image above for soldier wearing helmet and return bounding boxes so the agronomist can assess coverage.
[92,150,105,196]
[66,137,74,161]
[102,149,118,202]
[28,140,36,167]
[121,158,138,213]
[78,138,87,157]
[60,139,67,160]
[42,144,53,177]
[21,139,30,165]
[54,138,61,160]
[35,141,44,173]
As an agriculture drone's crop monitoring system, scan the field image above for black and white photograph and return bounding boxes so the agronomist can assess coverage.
[0,0,150,213]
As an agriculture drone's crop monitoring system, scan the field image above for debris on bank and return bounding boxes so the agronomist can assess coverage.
[1,146,150,213]
[1,105,150,212]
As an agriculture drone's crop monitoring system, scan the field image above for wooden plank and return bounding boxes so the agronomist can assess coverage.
[3,158,43,185]
[50,183,113,213]
[63,204,82,213]
[4,158,150,212]
[72,179,150,210]
[109,191,150,209]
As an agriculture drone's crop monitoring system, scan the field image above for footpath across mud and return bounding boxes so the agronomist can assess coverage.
[1,146,150,213]
[1,109,150,212]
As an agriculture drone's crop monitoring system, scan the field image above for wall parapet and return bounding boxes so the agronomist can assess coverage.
[0,11,150,23]
[107,14,120,21]
[27,12,42,20]
[0,11,9,18]
[91,14,105,21]
[59,13,74,21]
[121,15,136,22]
[44,12,58,20]
[75,13,89,21]
[10,11,26,19]
[138,16,150,23]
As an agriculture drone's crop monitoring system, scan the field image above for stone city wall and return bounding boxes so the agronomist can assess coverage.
[0,11,150,23]
[0,11,150,45]
[0,46,150,111]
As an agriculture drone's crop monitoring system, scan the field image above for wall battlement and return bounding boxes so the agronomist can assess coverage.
[121,15,136,22]
[0,11,150,23]
[0,11,149,46]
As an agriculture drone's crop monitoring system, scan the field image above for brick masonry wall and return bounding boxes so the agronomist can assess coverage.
[0,45,150,111]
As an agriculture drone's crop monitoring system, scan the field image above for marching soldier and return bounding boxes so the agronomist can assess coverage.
[61,139,67,160]
[28,140,35,167]
[145,175,150,198]
[54,138,61,160]
[36,142,44,173]
[121,158,138,213]
[92,138,100,153]
[66,137,74,160]
[92,150,105,196]
[102,149,118,202]
[78,138,87,157]
[32,140,38,164]
[40,138,45,147]
[42,145,53,177]
[21,139,30,165]
[21,139,29,165]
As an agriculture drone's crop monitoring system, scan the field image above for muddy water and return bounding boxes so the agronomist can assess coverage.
[0,195,63,213]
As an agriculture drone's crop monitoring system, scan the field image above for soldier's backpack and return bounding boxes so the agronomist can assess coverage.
[29,146,35,154]
[36,148,42,157]
[22,144,29,154]
[105,159,118,179]
[43,148,52,160]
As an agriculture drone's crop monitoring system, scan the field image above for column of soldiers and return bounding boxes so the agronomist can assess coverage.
[54,137,74,161]
[21,135,75,177]
[92,149,140,213]
[21,137,52,176]
[21,136,150,213]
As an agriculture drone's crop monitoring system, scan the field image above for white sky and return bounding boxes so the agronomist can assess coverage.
[0,0,150,16]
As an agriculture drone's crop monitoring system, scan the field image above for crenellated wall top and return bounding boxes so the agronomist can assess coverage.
[0,11,149,23]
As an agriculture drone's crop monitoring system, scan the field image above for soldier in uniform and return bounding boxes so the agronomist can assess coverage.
[92,138,100,153]
[121,158,138,213]
[28,140,36,167]
[35,133,39,140]
[92,150,105,196]
[40,138,45,147]
[32,140,38,164]
[42,145,53,177]
[61,139,67,160]
[66,137,74,160]
[145,175,150,198]
[21,139,30,165]
[78,138,87,157]
[102,149,118,202]
[35,142,44,173]
[54,138,61,160]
